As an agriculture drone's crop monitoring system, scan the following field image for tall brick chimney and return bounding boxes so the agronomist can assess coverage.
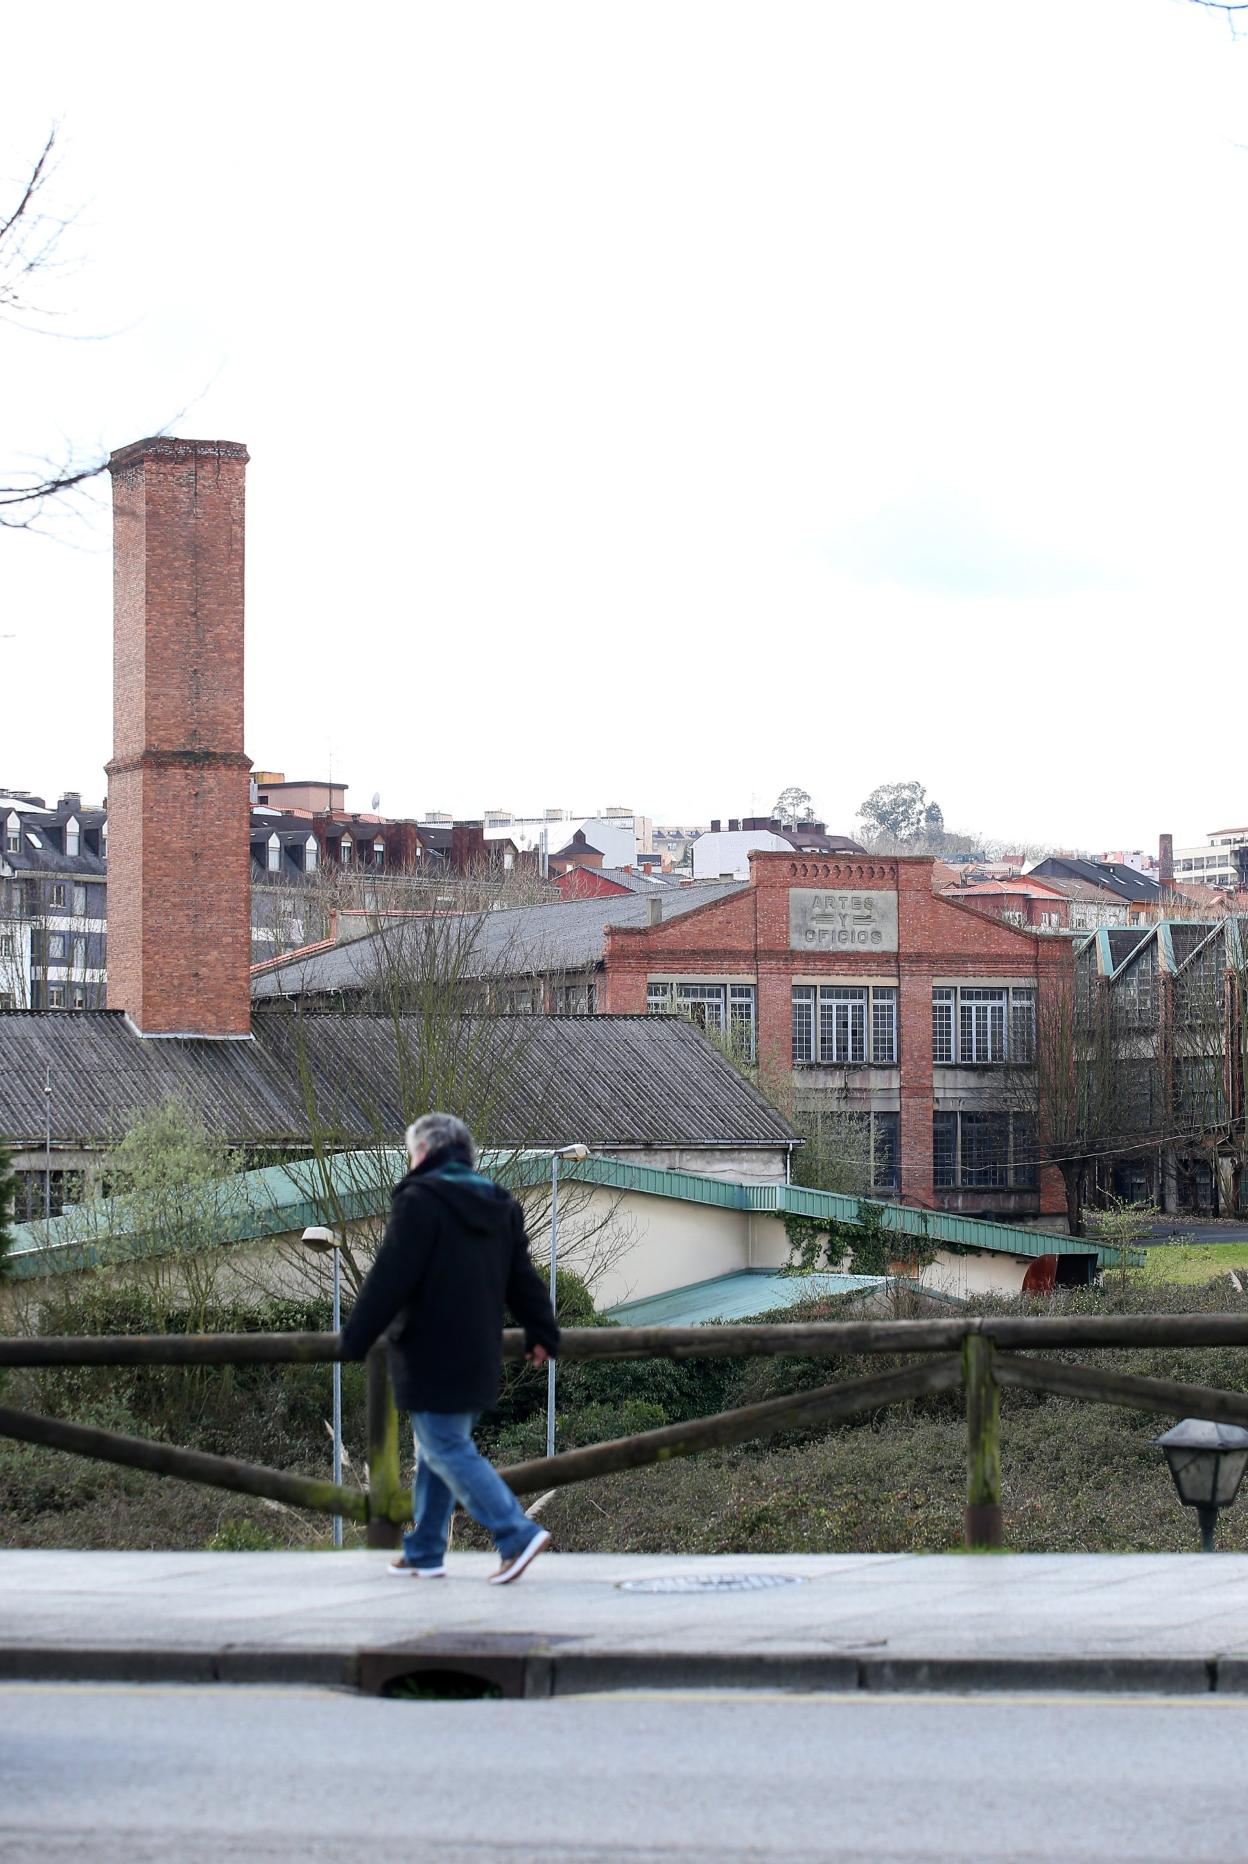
[105,437,253,1037]
[1158,832,1174,897]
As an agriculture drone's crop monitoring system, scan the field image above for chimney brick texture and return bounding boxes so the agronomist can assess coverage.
[106,437,253,1036]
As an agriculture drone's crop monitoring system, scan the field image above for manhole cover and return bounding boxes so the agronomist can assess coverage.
[617,1573,808,1595]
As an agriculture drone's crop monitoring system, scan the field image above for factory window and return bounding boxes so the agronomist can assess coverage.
[649,981,756,1060]
[793,984,898,1066]
[934,985,1036,1064]
[933,1111,1037,1189]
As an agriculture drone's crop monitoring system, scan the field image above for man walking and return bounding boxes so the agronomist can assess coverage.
[340,1113,560,1584]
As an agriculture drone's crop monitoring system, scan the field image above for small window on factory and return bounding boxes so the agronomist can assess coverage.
[373,839,385,870]
[340,834,353,865]
[267,834,281,873]
[4,815,19,856]
[304,836,319,873]
[65,817,80,857]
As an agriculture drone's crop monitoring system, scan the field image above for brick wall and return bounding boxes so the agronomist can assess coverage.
[106,438,252,1036]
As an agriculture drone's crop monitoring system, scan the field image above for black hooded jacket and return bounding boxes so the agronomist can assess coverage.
[339,1146,561,1413]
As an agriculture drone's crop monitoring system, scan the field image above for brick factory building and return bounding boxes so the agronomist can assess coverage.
[603,851,1071,1223]
[257,848,1073,1224]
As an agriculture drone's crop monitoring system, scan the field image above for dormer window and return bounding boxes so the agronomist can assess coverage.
[4,814,18,857]
[340,834,353,865]
[65,816,80,858]
[304,835,319,873]
[267,833,281,873]
[373,838,385,870]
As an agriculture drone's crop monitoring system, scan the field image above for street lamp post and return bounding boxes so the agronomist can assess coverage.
[546,1145,589,1461]
[1155,1418,1248,1552]
[301,1225,344,1548]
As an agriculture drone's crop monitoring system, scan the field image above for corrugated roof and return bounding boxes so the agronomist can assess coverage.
[250,883,749,999]
[606,1270,885,1326]
[0,1009,797,1151]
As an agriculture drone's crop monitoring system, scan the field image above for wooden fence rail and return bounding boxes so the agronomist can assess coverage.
[2,1315,1248,1549]
[6,1312,1248,1368]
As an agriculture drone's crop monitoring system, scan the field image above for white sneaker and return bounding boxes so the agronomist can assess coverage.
[389,1555,446,1578]
[489,1528,551,1586]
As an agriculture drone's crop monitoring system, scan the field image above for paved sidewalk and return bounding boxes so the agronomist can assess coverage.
[2,1549,1247,1694]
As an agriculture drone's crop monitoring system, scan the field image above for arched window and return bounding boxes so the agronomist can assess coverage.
[65,816,80,858]
[373,838,385,870]
[4,813,19,857]
[267,833,281,873]
[340,834,353,865]
[304,835,319,873]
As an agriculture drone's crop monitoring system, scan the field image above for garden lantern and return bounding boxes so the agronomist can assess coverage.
[1155,1419,1248,1553]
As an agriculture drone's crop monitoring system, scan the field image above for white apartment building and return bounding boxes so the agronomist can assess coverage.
[1173,827,1248,891]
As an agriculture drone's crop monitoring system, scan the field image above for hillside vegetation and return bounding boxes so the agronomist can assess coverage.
[3,1273,1248,1555]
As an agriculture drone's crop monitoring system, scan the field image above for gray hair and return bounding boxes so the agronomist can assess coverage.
[405,1112,476,1166]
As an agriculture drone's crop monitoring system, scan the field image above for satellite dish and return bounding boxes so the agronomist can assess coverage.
[371,792,381,812]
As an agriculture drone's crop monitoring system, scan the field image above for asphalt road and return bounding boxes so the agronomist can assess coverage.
[1141,1224,1248,1244]
[3,1683,1248,1862]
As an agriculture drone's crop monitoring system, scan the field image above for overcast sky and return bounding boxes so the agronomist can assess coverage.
[3,1,1246,850]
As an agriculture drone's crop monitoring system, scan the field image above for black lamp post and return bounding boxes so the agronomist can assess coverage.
[1155,1419,1248,1552]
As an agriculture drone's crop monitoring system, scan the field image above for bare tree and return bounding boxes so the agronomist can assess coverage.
[262,886,635,1311]
[0,128,114,530]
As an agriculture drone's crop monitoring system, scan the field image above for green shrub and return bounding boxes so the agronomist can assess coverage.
[207,1517,284,1552]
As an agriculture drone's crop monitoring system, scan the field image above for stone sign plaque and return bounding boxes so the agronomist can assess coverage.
[789,888,898,952]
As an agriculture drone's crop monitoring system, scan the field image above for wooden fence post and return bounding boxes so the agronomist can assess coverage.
[366,1341,403,1549]
[962,1333,1002,1549]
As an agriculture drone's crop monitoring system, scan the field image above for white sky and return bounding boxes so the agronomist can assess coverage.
[2,0,1246,849]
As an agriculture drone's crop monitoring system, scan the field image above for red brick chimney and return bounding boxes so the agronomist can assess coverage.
[1158,832,1174,897]
[105,437,253,1036]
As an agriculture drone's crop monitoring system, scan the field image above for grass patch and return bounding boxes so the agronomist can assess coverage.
[1135,1243,1248,1287]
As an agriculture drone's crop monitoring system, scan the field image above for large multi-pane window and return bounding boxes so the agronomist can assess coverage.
[806,1109,900,1192]
[932,1111,1036,1188]
[872,1111,900,1191]
[792,985,897,1065]
[820,987,866,1063]
[648,980,756,1060]
[933,985,1035,1064]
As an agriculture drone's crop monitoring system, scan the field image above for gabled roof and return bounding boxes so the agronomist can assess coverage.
[569,866,669,894]
[251,883,750,997]
[1030,856,1160,902]
[0,1008,797,1152]
[943,877,1065,901]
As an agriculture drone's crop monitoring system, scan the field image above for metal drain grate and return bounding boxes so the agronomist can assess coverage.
[617,1573,808,1595]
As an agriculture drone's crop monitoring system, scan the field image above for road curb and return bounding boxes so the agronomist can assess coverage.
[0,1642,1232,1697]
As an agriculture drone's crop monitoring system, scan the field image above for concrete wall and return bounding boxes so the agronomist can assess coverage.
[599,1145,788,1185]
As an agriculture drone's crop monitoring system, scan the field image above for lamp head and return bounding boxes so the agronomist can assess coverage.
[1156,1418,1248,1510]
[300,1225,340,1254]
[554,1144,590,1161]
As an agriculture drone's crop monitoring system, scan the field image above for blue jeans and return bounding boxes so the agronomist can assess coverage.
[403,1410,540,1566]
